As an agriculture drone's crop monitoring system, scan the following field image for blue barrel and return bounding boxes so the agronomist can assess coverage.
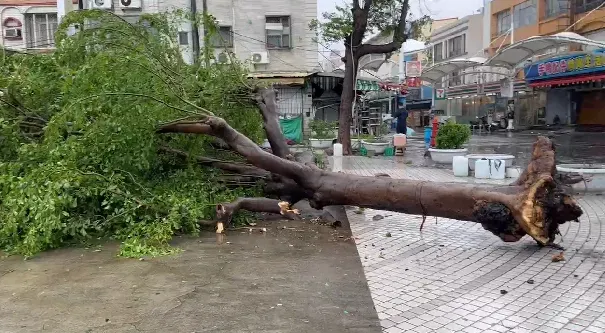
[424,126,432,144]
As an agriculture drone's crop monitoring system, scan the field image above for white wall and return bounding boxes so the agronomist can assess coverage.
[430,14,484,87]
[94,0,317,72]
[0,5,57,50]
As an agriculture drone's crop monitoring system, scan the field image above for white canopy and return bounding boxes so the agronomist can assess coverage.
[486,32,605,69]
[420,57,488,83]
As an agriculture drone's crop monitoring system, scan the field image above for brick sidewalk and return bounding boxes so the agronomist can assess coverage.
[336,156,605,333]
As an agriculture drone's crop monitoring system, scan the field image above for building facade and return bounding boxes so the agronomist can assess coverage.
[488,0,605,55]
[0,0,77,52]
[486,0,605,128]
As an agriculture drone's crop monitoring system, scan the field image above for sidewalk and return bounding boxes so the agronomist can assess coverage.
[0,219,381,333]
[339,155,605,333]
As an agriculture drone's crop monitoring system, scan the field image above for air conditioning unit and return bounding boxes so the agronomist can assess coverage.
[119,0,142,9]
[217,52,231,64]
[4,28,20,38]
[251,52,269,64]
[90,0,112,9]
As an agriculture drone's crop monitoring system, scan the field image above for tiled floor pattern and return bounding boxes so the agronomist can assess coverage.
[338,156,605,333]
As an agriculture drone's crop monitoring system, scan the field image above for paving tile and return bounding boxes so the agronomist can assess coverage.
[339,156,605,333]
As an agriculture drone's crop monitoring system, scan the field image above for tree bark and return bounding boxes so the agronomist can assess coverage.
[338,49,358,155]
[158,116,583,247]
[255,88,292,159]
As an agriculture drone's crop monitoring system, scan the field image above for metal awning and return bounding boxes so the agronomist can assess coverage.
[486,32,605,69]
[420,57,487,83]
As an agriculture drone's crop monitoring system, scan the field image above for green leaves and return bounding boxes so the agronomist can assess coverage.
[435,121,471,150]
[0,10,264,257]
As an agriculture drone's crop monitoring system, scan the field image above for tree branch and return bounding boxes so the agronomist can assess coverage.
[255,88,292,159]
[215,198,301,232]
[356,0,410,58]
[159,146,270,177]
[157,117,318,187]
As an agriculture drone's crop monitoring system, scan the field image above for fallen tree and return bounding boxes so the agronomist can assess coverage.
[159,111,583,248]
[0,9,583,258]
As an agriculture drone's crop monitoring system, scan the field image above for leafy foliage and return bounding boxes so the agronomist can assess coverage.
[0,10,264,257]
[309,119,336,139]
[310,0,430,45]
[435,121,471,149]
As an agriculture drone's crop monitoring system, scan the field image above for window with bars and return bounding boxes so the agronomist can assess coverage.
[513,0,537,28]
[496,10,511,35]
[434,42,443,62]
[575,0,605,13]
[545,0,567,18]
[447,34,465,58]
[25,13,58,49]
[265,16,291,49]
[211,26,233,47]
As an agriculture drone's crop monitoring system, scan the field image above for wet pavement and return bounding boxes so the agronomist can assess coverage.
[0,219,381,333]
[388,129,605,168]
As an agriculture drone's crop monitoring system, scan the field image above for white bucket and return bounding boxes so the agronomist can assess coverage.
[333,143,343,157]
[475,159,491,179]
[489,159,506,179]
[452,156,469,177]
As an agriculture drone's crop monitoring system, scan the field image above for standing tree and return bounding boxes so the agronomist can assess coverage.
[311,0,430,155]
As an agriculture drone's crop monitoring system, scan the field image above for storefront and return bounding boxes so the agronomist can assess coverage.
[524,49,605,128]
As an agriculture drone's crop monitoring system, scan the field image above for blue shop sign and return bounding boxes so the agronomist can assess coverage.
[524,49,605,81]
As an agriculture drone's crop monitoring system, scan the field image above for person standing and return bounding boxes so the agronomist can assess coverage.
[396,108,408,134]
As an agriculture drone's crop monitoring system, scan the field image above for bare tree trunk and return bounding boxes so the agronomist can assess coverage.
[158,116,583,247]
[338,49,358,155]
[255,88,292,159]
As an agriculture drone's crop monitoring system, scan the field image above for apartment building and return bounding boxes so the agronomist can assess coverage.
[1,0,318,75]
[488,0,605,55]
[0,0,78,52]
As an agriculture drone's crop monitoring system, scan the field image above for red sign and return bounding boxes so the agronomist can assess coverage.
[378,82,407,94]
[406,77,421,88]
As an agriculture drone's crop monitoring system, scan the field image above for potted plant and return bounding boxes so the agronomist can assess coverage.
[352,133,373,150]
[361,121,390,154]
[309,119,336,149]
[429,120,471,164]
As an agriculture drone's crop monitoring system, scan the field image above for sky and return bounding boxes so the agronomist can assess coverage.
[318,0,486,51]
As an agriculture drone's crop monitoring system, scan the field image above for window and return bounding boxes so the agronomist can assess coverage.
[447,35,465,58]
[449,70,462,86]
[25,13,58,48]
[3,18,22,40]
[211,26,233,48]
[265,16,290,49]
[496,10,511,35]
[513,0,537,28]
[178,31,189,45]
[575,0,605,13]
[545,0,567,18]
[434,42,443,62]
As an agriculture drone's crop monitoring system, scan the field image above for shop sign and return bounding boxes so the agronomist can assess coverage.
[524,49,605,81]
[406,77,422,87]
[405,61,422,77]
[434,88,446,100]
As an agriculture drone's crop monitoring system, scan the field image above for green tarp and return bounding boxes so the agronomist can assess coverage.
[279,116,303,143]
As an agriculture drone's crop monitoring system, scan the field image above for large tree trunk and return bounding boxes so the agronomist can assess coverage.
[338,48,358,155]
[158,116,583,248]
